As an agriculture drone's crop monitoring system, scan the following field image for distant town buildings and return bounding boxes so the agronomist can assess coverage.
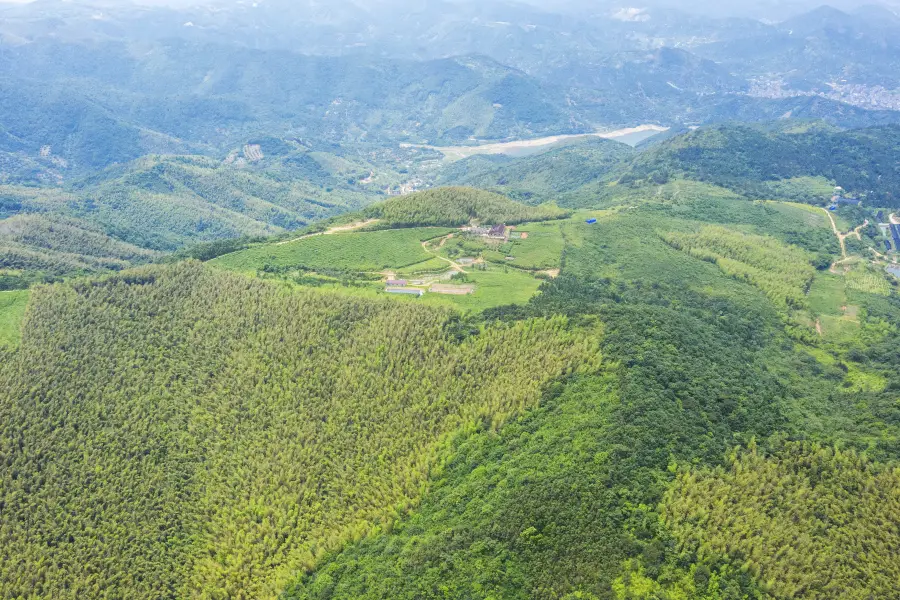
[748,78,900,112]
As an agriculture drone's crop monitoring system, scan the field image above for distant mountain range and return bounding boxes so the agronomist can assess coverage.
[3,1,900,175]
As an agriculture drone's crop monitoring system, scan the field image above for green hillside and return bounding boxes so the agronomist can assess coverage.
[0,262,598,599]
[363,187,568,227]
[4,162,900,600]
[6,3,900,598]
[284,193,900,600]
[0,146,396,284]
[658,442,900,599]
[0,213,157,277]
[620,123,900,206]
[210,188,579,314]
[66,154,382,251]
[437,139,636,204]
[436,122,900,210]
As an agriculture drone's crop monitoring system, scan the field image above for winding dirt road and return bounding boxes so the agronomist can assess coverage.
[820,208,868,261]
[422,235,467,273]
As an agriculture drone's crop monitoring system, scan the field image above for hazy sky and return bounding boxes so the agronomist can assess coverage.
[0,0,895,20]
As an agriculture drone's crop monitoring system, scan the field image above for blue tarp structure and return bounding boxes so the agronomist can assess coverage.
[586,218,598,224]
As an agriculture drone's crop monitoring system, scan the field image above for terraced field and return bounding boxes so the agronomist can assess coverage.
[211,227,454,273]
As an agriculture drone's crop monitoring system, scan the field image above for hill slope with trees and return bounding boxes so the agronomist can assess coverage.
[363,187,568,227]
[0,262,598,599]
[619,123,900,206]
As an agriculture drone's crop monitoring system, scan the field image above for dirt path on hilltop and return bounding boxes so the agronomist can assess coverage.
[820,208,869,263]
[822,209,847,259]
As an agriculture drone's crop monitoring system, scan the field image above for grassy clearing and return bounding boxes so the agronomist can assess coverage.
[844,365,888,393]
[437,235,491,261]
[565,178,742,209]
[211,227,454,273]
[420,267,543,312]
[808,274,847,316]
[485,222,564,270]
[806,273,863,341]
[818,314,860,343]
[0,290,29,348]
[307,266,544,313]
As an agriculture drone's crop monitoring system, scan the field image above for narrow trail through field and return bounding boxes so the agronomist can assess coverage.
[829,257,855,274]
[422,235,467,273]
[820,208,869,268]
[276,219,379,245]
[821,209,847,258]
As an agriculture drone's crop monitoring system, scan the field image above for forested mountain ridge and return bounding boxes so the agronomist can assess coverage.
[434,122,900,208]
[436,138,636,204]
[6,1,900,178]
[278,191,900,599]
[618,123,900,205]
[7,119,900,290]
[0,39,587,171]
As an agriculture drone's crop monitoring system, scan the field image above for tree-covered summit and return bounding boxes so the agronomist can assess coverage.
[363,187,568,227]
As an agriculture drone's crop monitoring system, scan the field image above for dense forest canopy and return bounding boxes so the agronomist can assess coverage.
[0,262,598,599]
[362,187,569,228]
[621,124,900,206]
[3,1,900,597]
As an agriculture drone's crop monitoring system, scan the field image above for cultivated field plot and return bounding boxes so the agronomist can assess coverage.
[421,268,543,312]
[0,290,29,348]
[769,201,833,230]
[486,222,564,270]
[211,227,454,273]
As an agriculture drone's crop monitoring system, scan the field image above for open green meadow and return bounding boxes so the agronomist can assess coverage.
[0,290,29,348]
[485,221,564,270]
[808,273,847,316]
[421,267,544,312]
